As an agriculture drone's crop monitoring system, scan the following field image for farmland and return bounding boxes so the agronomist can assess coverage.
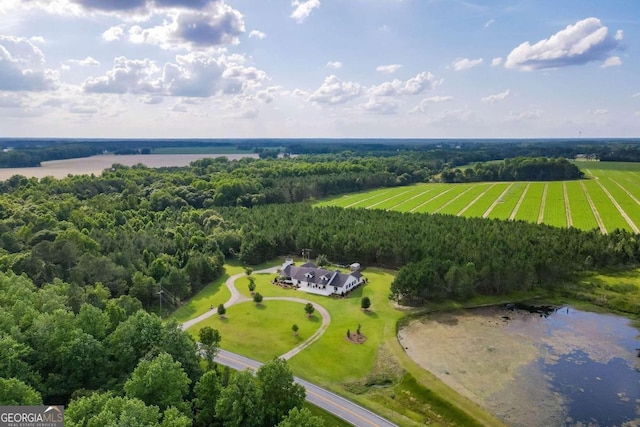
[315,162,640,233]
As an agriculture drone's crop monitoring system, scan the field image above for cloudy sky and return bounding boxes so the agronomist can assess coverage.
[1,0,638,138]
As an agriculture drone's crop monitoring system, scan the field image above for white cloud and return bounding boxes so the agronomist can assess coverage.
[326,61,342,70]
[291,0,320,23]
[452,57,483,71]
[255,86,280,103]
[69,56,100,67]
[491,57,503,67]
[0,35,59,91]
[590,108,608,115]
[376,64,402,74]
[140,95,164,104]
[481,89,511,103]
[83,52,266,98]
[505,17,623,71]
[0,93,27,108]
[410,96,453,114]
[102,26,124,42]
[249,30,266,39]
[70,104,99,115]
[235,108,259,119]
[359,97,398,115]
[127,4,245,50]
[83,57,161,94]
[633,92,640,98]
[308,75,362,105]
[509,110,542,121]
[0,0,19,14]
[424,96,453,103]
[171,102,189,112]
[601,56,622,68]
[615,30,623,40]
[63,0,220,15]
[484,19,495,28]
[369,71,441,97]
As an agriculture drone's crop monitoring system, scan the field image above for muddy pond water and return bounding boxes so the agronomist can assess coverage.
[398,305,640,427]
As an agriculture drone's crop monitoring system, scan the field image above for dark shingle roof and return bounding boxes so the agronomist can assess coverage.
[282,264,358,289]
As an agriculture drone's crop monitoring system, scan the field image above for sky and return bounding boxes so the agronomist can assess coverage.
[0,0,639,139]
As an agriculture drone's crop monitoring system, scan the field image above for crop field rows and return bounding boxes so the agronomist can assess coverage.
[315,163,640,233]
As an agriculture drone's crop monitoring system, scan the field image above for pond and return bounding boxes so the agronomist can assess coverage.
[398,304,640,427]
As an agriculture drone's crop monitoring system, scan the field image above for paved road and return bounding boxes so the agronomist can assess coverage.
[182,267,398,427]
[217,349,398,427]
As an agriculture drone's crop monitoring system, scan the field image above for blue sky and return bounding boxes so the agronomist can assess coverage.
[0,0,638,138]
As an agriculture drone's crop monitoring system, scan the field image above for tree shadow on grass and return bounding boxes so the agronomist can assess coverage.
[306,314,320,323]
[363,310,378,318]
[217,316,230,324]
[254,304,267,310]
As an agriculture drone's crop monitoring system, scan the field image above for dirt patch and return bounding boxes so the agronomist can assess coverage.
[346,333,367,344]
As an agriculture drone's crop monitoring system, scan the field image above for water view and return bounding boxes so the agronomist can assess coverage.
[398,305,640,427]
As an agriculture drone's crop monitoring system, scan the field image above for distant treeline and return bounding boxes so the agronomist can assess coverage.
[441,157,584,183]
[2,137,640,168]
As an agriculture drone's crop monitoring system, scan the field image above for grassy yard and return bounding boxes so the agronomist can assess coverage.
[187,300,322,361]
[170,267,236,323]
[177,262,507,427]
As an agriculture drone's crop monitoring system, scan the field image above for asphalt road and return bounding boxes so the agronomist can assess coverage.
[184,266,398,427]
[216,349,398,427]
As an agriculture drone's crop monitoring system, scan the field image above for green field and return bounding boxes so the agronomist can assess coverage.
[315,162,640,233]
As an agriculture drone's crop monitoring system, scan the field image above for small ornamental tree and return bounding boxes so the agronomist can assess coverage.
[217,303,226,318]
[248,277,256,294]
[361,296,371,311]
[291,324,299,336]
[253,292,263,306]
[304,303,315,318]
[245,267,253,276]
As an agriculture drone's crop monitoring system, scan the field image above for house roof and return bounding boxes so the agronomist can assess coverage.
[281,264,358,289]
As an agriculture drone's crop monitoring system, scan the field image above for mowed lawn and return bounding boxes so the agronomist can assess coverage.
[314,162,640,233]
[233,269,405,384]
[187,300,322,362]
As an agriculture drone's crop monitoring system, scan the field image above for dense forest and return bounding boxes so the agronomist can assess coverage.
[0,155,433,309]
[221,204,638,303]
[440,157,584,183]
[0,271,318,426]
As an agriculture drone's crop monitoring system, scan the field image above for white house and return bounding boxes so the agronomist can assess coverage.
[280,261,364,296]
